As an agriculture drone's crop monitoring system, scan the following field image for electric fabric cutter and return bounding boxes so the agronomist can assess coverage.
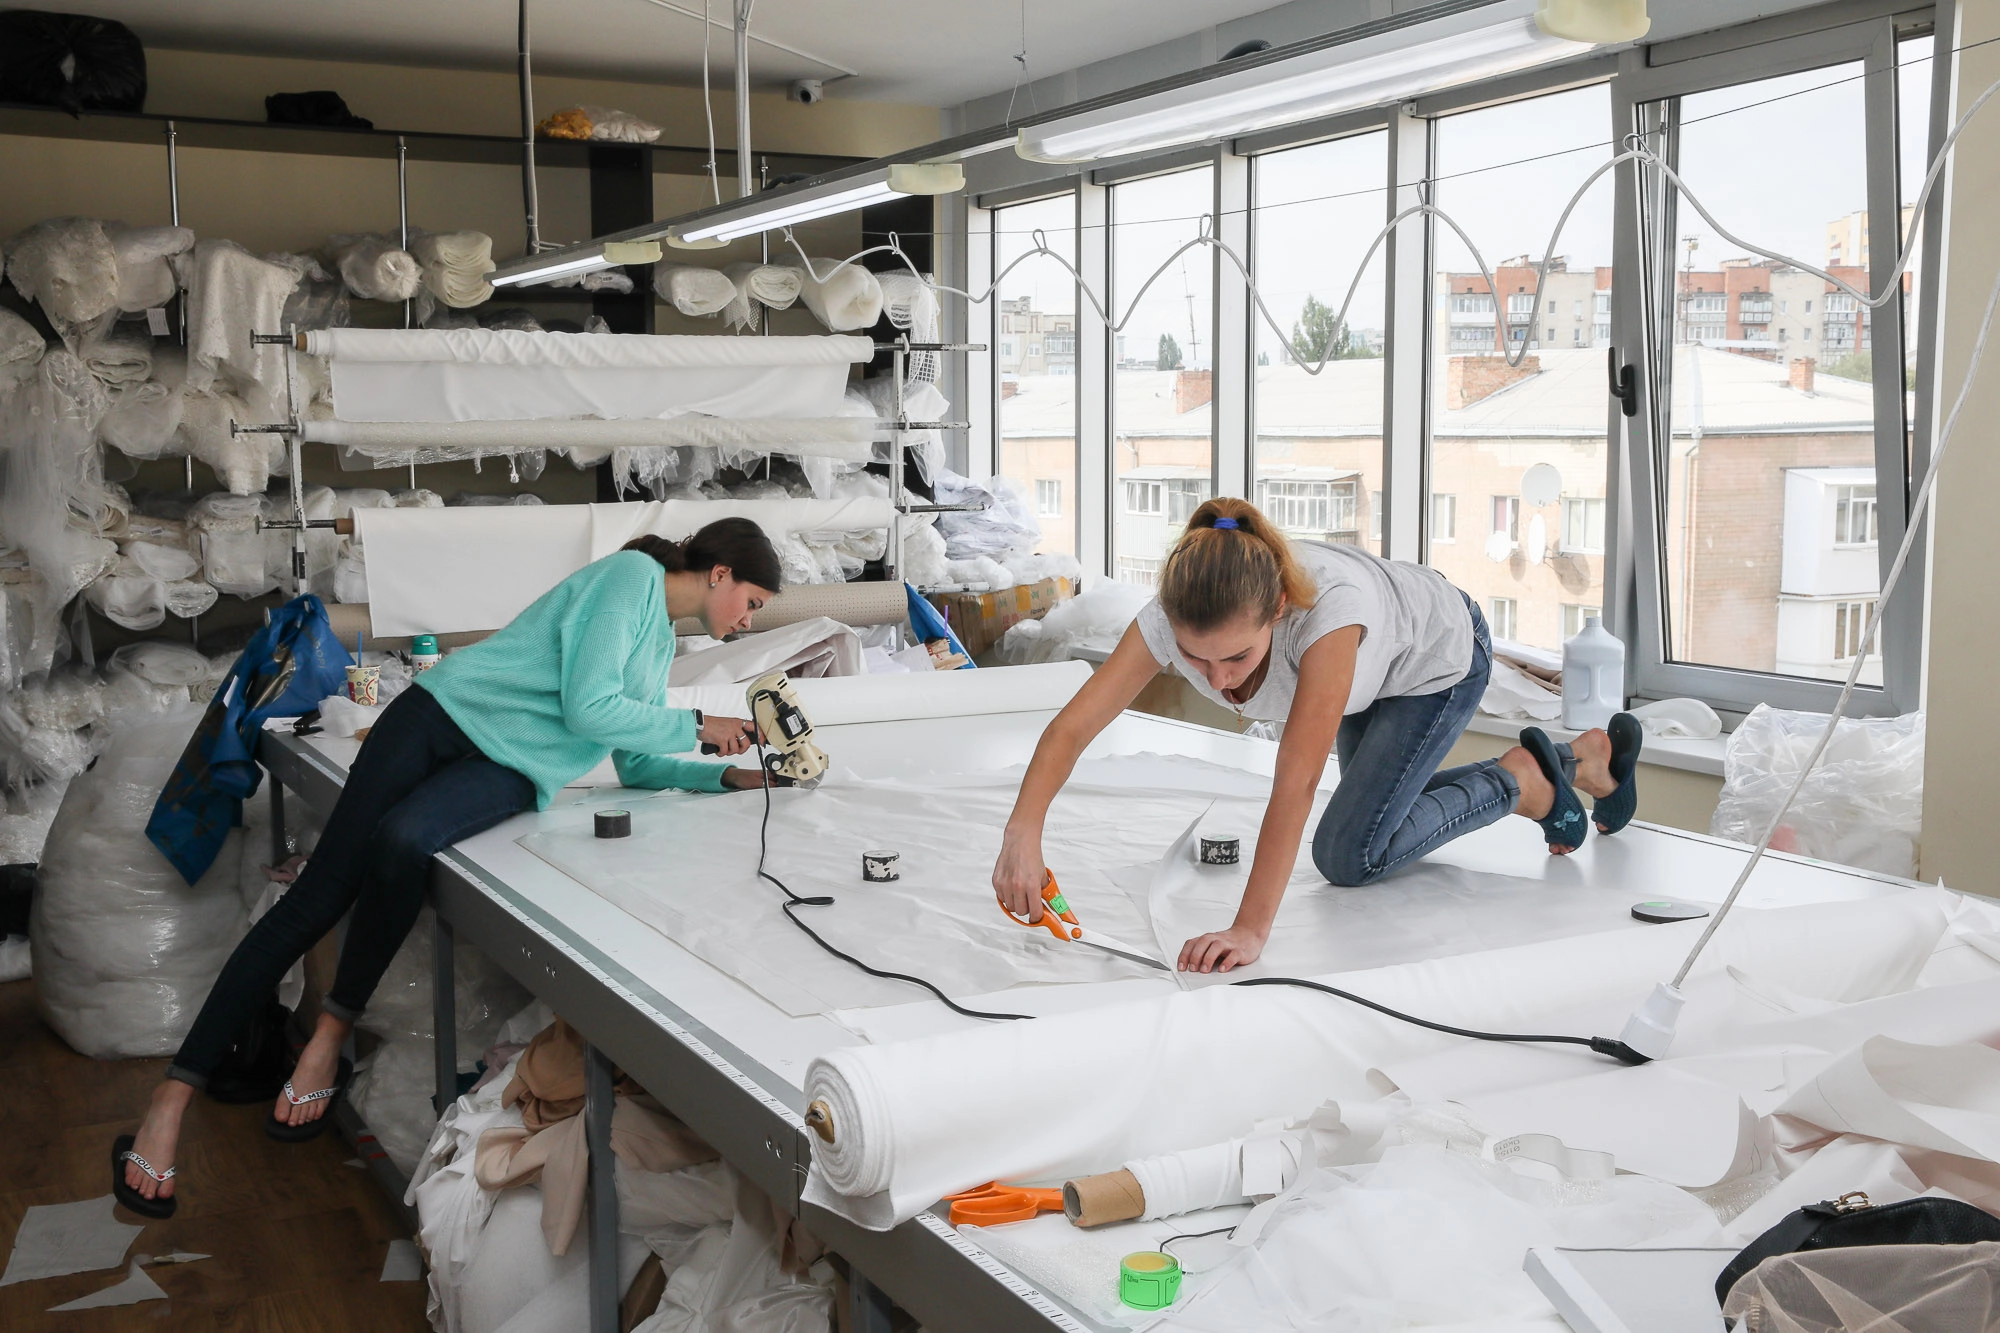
[701,670,830,788]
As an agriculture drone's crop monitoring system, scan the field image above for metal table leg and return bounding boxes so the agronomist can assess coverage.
[585,1042,620,1333]
[433,912,457,1116]
[849,1269,897,1333]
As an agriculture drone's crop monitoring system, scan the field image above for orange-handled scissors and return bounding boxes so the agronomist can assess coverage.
[945,1181,1066,1226]
[1000,873,1081,940]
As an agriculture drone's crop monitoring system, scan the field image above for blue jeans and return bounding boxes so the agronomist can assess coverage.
[1311,602,1518,887]
[167,684,535,1088]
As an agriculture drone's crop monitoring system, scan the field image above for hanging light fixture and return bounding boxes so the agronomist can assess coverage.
[668,162,966,247]
[488,240,663,288]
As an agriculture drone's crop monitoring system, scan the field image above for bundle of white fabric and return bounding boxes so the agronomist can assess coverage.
[183,238,302,420]
[106,223,194,312]
[0,307,46,390]
[722,262,802,331]
[326,233,423,303]
[411,231,496,309]
[78,317,152,386]
[4,217,120,339]
[651,262,735,317]
[99,350,187,460]
[792,259,884,331]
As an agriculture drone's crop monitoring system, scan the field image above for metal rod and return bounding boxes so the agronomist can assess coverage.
[398,135,411,329]
[519,0,543,253]
[889,345,906,580]
[280,326,308,595]
[167,121,186,348]
[432,914,457,1117]
[584,1044,620,1333]
[734,0,754,200]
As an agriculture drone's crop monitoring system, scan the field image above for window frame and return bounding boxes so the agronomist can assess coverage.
[1612,9,1938,717]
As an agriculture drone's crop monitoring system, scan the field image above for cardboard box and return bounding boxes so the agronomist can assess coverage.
[927,576,1075,660]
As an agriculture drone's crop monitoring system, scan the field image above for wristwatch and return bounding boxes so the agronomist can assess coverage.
[691,708,705,730]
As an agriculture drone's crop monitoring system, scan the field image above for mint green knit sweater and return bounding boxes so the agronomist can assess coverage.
[418,550,729,808]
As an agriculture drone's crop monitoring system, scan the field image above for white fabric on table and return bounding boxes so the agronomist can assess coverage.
[791,260,883,332]
[305,414,875,463]
[303,328,871,425]
[652,263,737,316]
[801,891,1946,1229]
[669,617,863,686]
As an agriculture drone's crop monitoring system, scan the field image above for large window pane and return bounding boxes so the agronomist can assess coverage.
[994,195,1079,557]
[1111,168,1216,586]
[1661,65,1881,684]
[1252,133,1387,555]
[1428,85,1615,651]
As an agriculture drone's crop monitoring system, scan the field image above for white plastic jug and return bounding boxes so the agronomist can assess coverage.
[1562,616,1625,731]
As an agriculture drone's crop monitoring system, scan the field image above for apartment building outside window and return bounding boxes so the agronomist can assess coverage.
[1035,478,1063,518]
[1489,598,1519,640]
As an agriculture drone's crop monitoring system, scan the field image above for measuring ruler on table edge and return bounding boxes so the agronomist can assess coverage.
[914,1211,1096,1332]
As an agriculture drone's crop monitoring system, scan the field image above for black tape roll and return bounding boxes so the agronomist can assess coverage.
[595,809,632,839]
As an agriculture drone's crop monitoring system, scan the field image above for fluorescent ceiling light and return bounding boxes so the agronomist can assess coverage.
[489,240,662,288]
[671,163,965,246]
[1016,0,1597,164]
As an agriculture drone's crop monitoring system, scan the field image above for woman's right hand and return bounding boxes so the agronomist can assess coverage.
[698,713,758,756]
[993,829,1050,923]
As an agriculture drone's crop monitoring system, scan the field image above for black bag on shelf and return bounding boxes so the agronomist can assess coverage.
[264,90,372,129]
[1717,1192,2000,1307]
[0,10,147,115]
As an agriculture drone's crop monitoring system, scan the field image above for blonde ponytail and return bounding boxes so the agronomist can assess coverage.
[1157,497,1316,631]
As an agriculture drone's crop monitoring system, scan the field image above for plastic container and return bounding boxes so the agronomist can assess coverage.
[1561,616,1624,731]
[411,634,441,673]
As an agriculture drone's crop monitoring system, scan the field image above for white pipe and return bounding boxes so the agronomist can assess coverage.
[519,0,542,253]
[735,0,754,200]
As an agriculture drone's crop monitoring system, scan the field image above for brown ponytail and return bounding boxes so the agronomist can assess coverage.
[622,517,784,593]
[1157,497,1316,631]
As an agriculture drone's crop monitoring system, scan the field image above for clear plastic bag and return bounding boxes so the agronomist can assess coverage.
[4,216,120,334]
[1710,705,1925,878]
[1722,1241,2000,1333]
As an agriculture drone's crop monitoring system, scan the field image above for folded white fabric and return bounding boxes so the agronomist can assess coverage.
[803,891,1947,1229]
[578,104,662,143]
[409,231,495,309]
[180,389,281,495]
[78,319,152,385]
[4,217,120,333]
[0,307,46,389]
[83,558,167,631]
[792,259,884,331]
[184,239,301,419]
[651,263,736,317]
[99,381,185,458]
[668,616,864,686]
[106,223,194,312]
[722,262,803,331]
[326,233,423,303]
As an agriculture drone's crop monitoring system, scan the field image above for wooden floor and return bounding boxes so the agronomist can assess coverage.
[0,978,430,1331]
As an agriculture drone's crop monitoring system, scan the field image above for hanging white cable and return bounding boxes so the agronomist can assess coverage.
[700,0,721,205]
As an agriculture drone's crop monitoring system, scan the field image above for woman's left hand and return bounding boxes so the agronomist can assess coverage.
[1177,924,1268,974]
[719,766,772,791]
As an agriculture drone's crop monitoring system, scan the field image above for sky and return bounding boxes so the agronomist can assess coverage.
[985,42,1938,371]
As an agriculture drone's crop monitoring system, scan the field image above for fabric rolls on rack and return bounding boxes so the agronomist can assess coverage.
[325,233,422,303]
[651,263,736,317]
[409,231,495,308]
[303,414,875,463]
[800,892,1948,1229]
[722,263,802,331]
[303,328,873,425]
[792,259,884,332]
[106,224,193,312]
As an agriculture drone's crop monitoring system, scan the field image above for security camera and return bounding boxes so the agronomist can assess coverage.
[788,79,824,105]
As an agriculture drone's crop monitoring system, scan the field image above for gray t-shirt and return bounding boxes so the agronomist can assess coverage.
[1135,541,1474,720]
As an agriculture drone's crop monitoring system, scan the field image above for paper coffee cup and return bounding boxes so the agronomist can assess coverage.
[346,664,381,706]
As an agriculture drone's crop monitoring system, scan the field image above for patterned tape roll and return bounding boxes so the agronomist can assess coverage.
[1119,1252,1183,1310]
[861,850,900,882]
[1198,836,1240,865]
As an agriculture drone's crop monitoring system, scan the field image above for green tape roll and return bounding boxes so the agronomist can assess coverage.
[1118,1251,1183,1310]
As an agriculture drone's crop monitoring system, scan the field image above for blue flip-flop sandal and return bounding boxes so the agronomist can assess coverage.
[1519,727,1590,852]
[1589,712,1643,835]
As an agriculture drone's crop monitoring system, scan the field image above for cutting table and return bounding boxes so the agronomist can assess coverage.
[257,698,1920,1333]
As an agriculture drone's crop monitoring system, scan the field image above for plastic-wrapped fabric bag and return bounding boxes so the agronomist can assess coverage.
[995,580,1153,666]
[935,471,1042,561]
[325,233,422,302]
[3,217,120,336]
[106,223,193,313]
[100,379,186,458]
[83,556,167,630]
[359,906,533,1066]
[0,306,47,389]
[1710,705,1925,878]
[30,705,258,1057]
[1721,1242,2000,1333]
[191,491,279,596]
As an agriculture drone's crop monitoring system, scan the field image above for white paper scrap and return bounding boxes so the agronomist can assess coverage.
[380,1238,422,1281]
[1,1196,144,1287]
[150,1252,210,1265]
[47,1259,168,1311]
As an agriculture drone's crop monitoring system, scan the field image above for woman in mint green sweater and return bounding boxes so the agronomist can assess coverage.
[114,519,782,1217]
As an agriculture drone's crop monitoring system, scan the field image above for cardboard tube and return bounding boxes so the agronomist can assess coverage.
[1063,1168,1145,1228]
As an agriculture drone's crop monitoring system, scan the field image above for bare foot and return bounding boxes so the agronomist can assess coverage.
[1498,746,1582,855]
[1571,728,1616,801]
[277,1019,347,1128]
[125,1081,192,1201]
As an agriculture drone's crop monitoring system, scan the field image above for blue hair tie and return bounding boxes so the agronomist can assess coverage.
[1211,517,1240,531]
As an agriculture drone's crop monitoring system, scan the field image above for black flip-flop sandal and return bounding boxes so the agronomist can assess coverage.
[265,1056,354,1142]
[1519,727,1590,853]
[112,1134,177,1219]
[1590,712,1644,835]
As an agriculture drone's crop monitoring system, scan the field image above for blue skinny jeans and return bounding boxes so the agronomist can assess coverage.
[1311,602,1519,887]
[167,684,535,1088]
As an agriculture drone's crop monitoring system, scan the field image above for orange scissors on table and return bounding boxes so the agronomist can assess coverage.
[1002,873,1171,970]
[945,1181,1066,1226]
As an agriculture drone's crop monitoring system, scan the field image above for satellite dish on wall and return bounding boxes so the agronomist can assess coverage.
[1520,463,1563,508]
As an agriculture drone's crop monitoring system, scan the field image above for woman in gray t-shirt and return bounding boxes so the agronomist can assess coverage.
[993,496,1641,974]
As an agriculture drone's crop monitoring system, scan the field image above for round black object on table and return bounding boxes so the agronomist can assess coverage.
[595,809,632,839]
[1631,900,1711,924]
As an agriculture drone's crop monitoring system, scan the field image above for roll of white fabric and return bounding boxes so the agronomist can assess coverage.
[304,327,872,368]
[793,260,884,332]
[722,263,803,330]
[327,234,423,303]
[801,892,1947,1229]
[303,415,873,462]
[84,559,167,630]
[79,320,152,385]
[587,497,897,559]
[651,263,736,317]
[792,661,1093,728]
[106,224,193,312]
[409,231,495,309]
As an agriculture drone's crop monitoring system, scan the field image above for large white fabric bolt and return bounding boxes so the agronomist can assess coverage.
[802,892,1947,1229]
[793,260,885,332]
